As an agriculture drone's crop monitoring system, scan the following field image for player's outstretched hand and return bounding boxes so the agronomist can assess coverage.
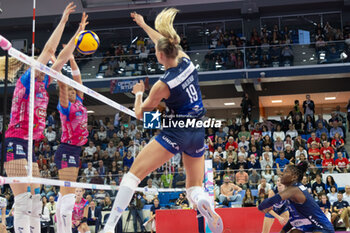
[79,12,89,32]
[131,12,145,27]
[61,2,76,23]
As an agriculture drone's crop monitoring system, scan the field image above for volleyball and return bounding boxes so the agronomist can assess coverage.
[75,30,100,55]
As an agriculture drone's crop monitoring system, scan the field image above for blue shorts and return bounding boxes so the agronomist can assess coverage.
[155,127,205,157]
[0,137,36,162]
[265,208,288,219]
[54,143,81,170]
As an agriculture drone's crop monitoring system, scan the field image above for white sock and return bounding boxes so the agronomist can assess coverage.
[30,194,42,233]
[187,186,207,206]
[104,172,140,232]
[14,192,31,233]
[57,193,75,233]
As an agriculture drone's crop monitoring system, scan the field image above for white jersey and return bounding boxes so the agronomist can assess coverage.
[0,197,7,209]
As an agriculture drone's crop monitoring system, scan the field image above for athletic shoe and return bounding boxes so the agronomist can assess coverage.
[338,219,344,225]
[346,227,350,231]
[197,198,223,233]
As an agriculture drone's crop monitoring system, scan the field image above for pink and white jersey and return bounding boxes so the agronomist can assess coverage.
[6,69,50,141]
[58,95,88,146]
[72,198,88,225]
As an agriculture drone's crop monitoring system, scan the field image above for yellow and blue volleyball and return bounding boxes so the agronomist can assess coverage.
[75,30,100,55]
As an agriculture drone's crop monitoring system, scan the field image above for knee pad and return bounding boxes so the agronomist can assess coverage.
[30,194,42,218]
[186,186,206,205]
[14,192,32,215]
[60,193,76,215]
[120,172,141,191]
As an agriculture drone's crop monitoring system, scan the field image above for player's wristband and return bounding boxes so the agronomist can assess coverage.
[135,92,143,97]
[258,194,282,211]
[71,69,80,76]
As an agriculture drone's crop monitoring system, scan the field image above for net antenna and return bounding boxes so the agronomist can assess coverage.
[27,0,37,179]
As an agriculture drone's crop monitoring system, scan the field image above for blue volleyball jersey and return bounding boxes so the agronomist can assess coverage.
[287,183,334,232]
[159,57,205,118]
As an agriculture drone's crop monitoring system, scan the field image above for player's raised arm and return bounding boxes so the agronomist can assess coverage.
[37,2,76,65]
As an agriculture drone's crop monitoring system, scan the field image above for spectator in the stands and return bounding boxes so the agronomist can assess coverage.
[47,111,57,129]
[274,136,284,153]
[262,136,273,150]
[97,160,107,177]
[238,147,248,160]
[235,165,249,190]
[312,174,326,198]
[249,169,260,189]
[242,188,255,207]
[281,45,294,65]
[172,167,186,188]
[322,152,334,169]
[327,47,341,63]
[45,126,56,146]
[273,125,285,141]
[175,193,189,209]
[84,162,97,183]
[219,176,242,206]
[321,141,335,159]
[142,178,159,205]
[241,93,253,121]
[335,151,349,173]
[261,125,272,138]
[223,155,235,170]
[308,141,321,163]
[123,150,134,169]
[87,200,102,232]
[286,124,298,139]
[248,153,260,169]
[258,177,272,195]
[304,115,315,134]
[276,151,290,173]
[301,175,312,194]
[318,193,331,221]
[303,94,315,120]
[325,175,338,193]
[238,135,249,151]
[307,132,321,149]
[316,122,329,139]
[261,164,274,184]
[247,53,260,68]
[84,141,97,158]
[333,193,350,231]
[260,152,273,171]
[284,143,295,163]
[214,146,226,161]
[331,133,345,153]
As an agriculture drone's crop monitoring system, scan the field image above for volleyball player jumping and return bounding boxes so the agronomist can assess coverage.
[55,50,88,233]
[103,8,223,233]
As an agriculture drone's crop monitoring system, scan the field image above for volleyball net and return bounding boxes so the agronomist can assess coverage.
[0,35,149,191]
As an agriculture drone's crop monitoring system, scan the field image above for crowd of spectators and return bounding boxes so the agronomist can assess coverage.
[0,94,349,231]
[94,21,350,78]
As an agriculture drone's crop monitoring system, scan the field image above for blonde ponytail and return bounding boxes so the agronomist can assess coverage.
[155,8,180,45]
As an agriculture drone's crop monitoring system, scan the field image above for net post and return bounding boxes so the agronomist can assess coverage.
[0,51,9,176]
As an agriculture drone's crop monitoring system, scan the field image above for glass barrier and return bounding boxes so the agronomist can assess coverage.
[73,40,349,79]
[2,40,349,82]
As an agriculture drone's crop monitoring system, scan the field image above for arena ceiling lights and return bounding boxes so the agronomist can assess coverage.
[81,0,166,8]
